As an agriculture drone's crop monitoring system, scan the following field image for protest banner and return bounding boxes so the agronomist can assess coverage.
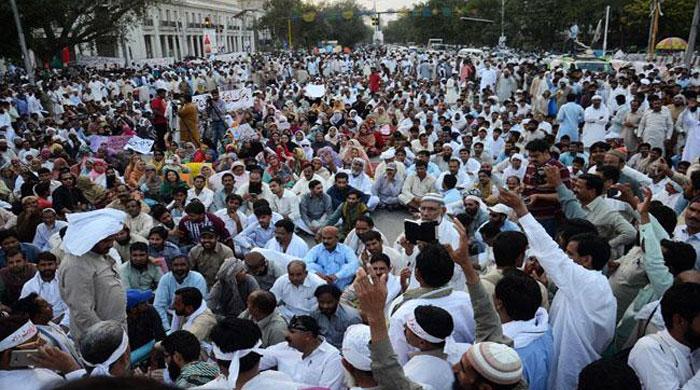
[76,54,124,68]
[124,136,155,154]
[131,57,175,67]
[88,135,131,153]
[221,88,254,111]
[305,84,326,98]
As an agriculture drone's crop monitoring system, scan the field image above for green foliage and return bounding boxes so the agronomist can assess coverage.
[259,0,371,49]
[383,0,698,51]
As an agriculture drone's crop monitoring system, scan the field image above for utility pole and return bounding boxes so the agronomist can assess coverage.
[686,0,700,66]
[602,5,610,55]
[9,0,34,84]
[647,0,661,60]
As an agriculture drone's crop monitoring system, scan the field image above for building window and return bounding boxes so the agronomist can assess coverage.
[166,10,170,22]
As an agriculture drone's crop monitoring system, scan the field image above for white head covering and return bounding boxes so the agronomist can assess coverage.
[342,324,372,371]
[213,340,266,388]
[63,208,127,256]
[85,331,129,377]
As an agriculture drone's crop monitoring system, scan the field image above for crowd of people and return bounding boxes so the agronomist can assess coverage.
[0,45,699,389]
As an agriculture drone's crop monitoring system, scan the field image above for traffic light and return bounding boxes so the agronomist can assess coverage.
[371,16,379,26]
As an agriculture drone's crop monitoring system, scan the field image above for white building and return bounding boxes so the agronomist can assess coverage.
[109,0,265,61]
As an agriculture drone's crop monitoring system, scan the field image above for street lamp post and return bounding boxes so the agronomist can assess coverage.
[9,0,34,84]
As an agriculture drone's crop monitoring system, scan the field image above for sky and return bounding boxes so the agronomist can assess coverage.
[355,0,421,12]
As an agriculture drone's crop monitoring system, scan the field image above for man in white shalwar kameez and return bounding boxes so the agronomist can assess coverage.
[681,92,700,163]
[637,96,673,150]
[581,95,610,148]
[499,190,616,390]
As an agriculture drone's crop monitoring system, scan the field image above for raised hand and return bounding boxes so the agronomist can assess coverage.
[544,165,562,188]
[497,187,528,217]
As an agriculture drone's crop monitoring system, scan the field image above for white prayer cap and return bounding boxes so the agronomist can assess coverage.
[380,148,396,160]
[421,193,445,205]
[640,79,651,85]
[342,324,372,371]
[466,342,523,385]
[510,153,524,162]
[488,203,512,216]
[63,208,127,256]
[405,355,454,390]
[591,95,603,101]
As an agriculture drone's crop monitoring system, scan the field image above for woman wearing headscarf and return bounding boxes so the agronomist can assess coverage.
[206,258,260,318]
[126,158,147,189]
[341,139,374,177]
[88,159,108,188]
[160,169,189,203]
[178,94,201,147]
[263,153,295,188]
[324,126,340,147]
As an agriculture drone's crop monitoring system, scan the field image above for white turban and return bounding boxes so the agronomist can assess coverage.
[63,208,127,256]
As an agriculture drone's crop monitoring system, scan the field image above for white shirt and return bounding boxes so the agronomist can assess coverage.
[291,174,327,196]
[519,213,616,390]
[187,187,215,210]
[629,329,700,389]
[260,339,344,390]
[270,189,300,220]
[33,221,68,251]
[214,208,248,237]
[125,212,154,239]
[269,273,326,320]
[264,234,309,259]
[388,287,476,365]
[20,273,70,327]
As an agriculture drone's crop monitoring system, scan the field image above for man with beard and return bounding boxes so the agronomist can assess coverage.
[19,252,69,328]
[154,255,207,331]
[326,190,370,240]
[162,330,219,387]
[150,204,180,244]
[59,208,128,341]
[353,266,525,390]
[264,218,308,259]
[345,158,379,210]
[171,287,216,342]
[311,284,361,349]
[119,242,162,291]
[188,226,234,288]
[0,248,36,308]
[235,168,274,215]
[628,282,700,388]
[112,226,148,264]
[436,158,471,192]
[638,95,673,151]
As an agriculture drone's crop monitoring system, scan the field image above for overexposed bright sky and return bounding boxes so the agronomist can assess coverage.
[356,0,421,11]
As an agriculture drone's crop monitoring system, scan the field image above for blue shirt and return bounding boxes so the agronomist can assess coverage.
[148,241,182,269]
[303,243,359,289]
[0,243,40,268]
[556,102,584,142]
[517,329,554,390]
[443,188,461,204]
[153,271,208,330]
[406,161,442,178]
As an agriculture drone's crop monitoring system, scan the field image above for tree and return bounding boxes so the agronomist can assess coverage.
[0,0,156,62]
[259,0,371,49]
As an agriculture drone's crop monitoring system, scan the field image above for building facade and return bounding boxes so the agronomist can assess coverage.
[120,0,265,61]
